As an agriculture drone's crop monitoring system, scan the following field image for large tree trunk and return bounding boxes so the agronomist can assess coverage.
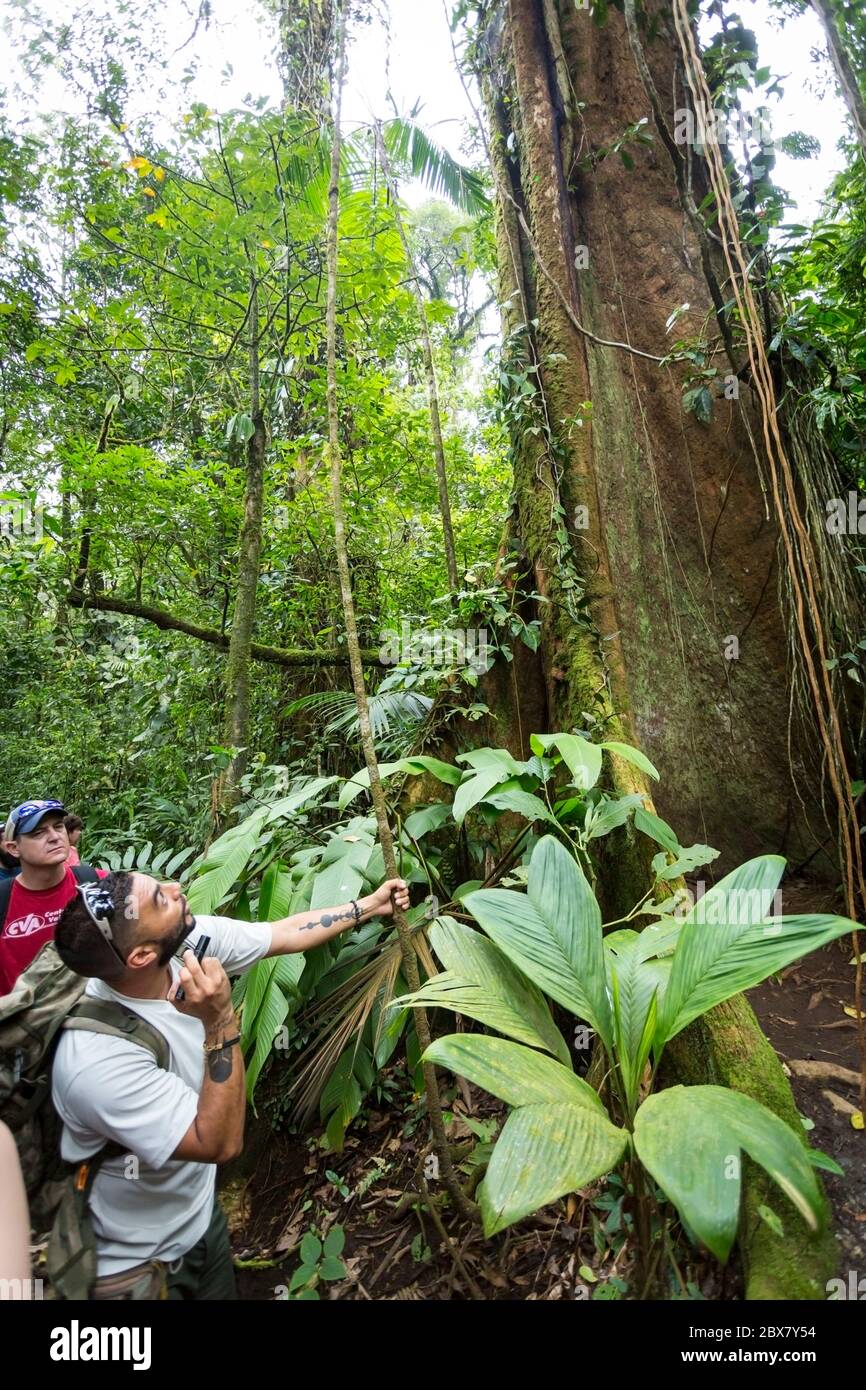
[482,0,822,869]
[474,0,837,1298]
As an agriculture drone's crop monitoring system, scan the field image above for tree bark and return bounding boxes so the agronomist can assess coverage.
[276,0,335,116]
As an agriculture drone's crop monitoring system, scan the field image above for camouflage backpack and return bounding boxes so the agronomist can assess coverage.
[0,939,169,1298]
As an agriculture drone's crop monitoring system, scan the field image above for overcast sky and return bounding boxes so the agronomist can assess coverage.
[2,0,853,217]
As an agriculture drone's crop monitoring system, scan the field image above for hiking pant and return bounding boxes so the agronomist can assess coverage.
[167,1199,237,1301]
[90,1200,237,1301]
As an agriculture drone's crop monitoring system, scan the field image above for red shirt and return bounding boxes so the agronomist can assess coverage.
[0,864,108,994]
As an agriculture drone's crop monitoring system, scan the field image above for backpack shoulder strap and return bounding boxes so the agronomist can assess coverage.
[62,999,171,1072]
[71,863,99,887]
[0,875,15,934]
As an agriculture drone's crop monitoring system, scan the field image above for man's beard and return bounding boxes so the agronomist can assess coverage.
[158,903,197,967]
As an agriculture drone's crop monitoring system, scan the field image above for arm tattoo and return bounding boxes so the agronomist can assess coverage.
[299,908,351,933]
[207,1045,234,1083]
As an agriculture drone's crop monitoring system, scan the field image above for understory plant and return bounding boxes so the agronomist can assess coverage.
[393,833,853,1275]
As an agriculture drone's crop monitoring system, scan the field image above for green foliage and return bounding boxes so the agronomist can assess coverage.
[772,161,866,470]
[383,736,856,1261]
[0,2,508,839]
[278,1225,347,1300]
[419,830,849,1245]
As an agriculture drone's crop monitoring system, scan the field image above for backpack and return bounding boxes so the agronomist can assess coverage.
[0,937,170,1300]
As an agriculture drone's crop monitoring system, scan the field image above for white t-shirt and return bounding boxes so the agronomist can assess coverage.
[51,916,272,1277]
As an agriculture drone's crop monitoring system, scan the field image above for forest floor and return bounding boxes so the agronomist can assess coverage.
[227,878,865,1302]
[227,1088,727,1303]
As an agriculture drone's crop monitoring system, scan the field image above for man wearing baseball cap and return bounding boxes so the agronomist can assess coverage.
[0,800,106,994]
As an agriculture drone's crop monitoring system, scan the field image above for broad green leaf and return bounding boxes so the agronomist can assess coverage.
[657,855,856,1043]
[423,1034,605,1110]
[272,953,305,992]
[530,733,602,791]
[601,740,660,781]
[394,916,571,1066]
[264,777,337,822]
[634,1086,824,1262]
[310,837,372,908]
[245,965,289,1097]
[403,802,451,838]
[466,836,612,1046]
[399,756,463,786]
[323,1226,345,1257]
[634,806,680,855]
[806,1148,844,1176]
[299,1233,322,1265]
[585,793,645,840]
[186,810,267,914]
[654,843,720,882]
[479,1100,628,1234]
[482,790,559,826]
[320,1046,364,1148]
[339,757,461,810]
[456,747,525,776]
[452,765,509,825]
[257,863,294,921]
[338,762,405,811]
[604,931,669,1100]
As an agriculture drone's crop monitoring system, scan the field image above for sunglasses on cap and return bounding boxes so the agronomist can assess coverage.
[78,881,128,972]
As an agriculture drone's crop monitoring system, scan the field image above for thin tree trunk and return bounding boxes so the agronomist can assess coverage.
[325,4,475,1223]
[375,122,459,592]
[220,280,266,811]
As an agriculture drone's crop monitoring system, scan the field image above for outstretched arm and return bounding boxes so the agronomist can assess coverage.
[265,878,409,955]
[0,1121,30,1287]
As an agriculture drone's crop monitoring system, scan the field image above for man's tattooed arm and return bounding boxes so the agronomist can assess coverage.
[298,907,355,932]
[207,1044,234,1083]
[265,880,408,957]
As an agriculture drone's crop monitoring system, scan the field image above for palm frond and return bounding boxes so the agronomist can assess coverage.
[283,686,432,744]
[383,117,490,215]
[285,941,403,1124]
[282,119,488,218]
